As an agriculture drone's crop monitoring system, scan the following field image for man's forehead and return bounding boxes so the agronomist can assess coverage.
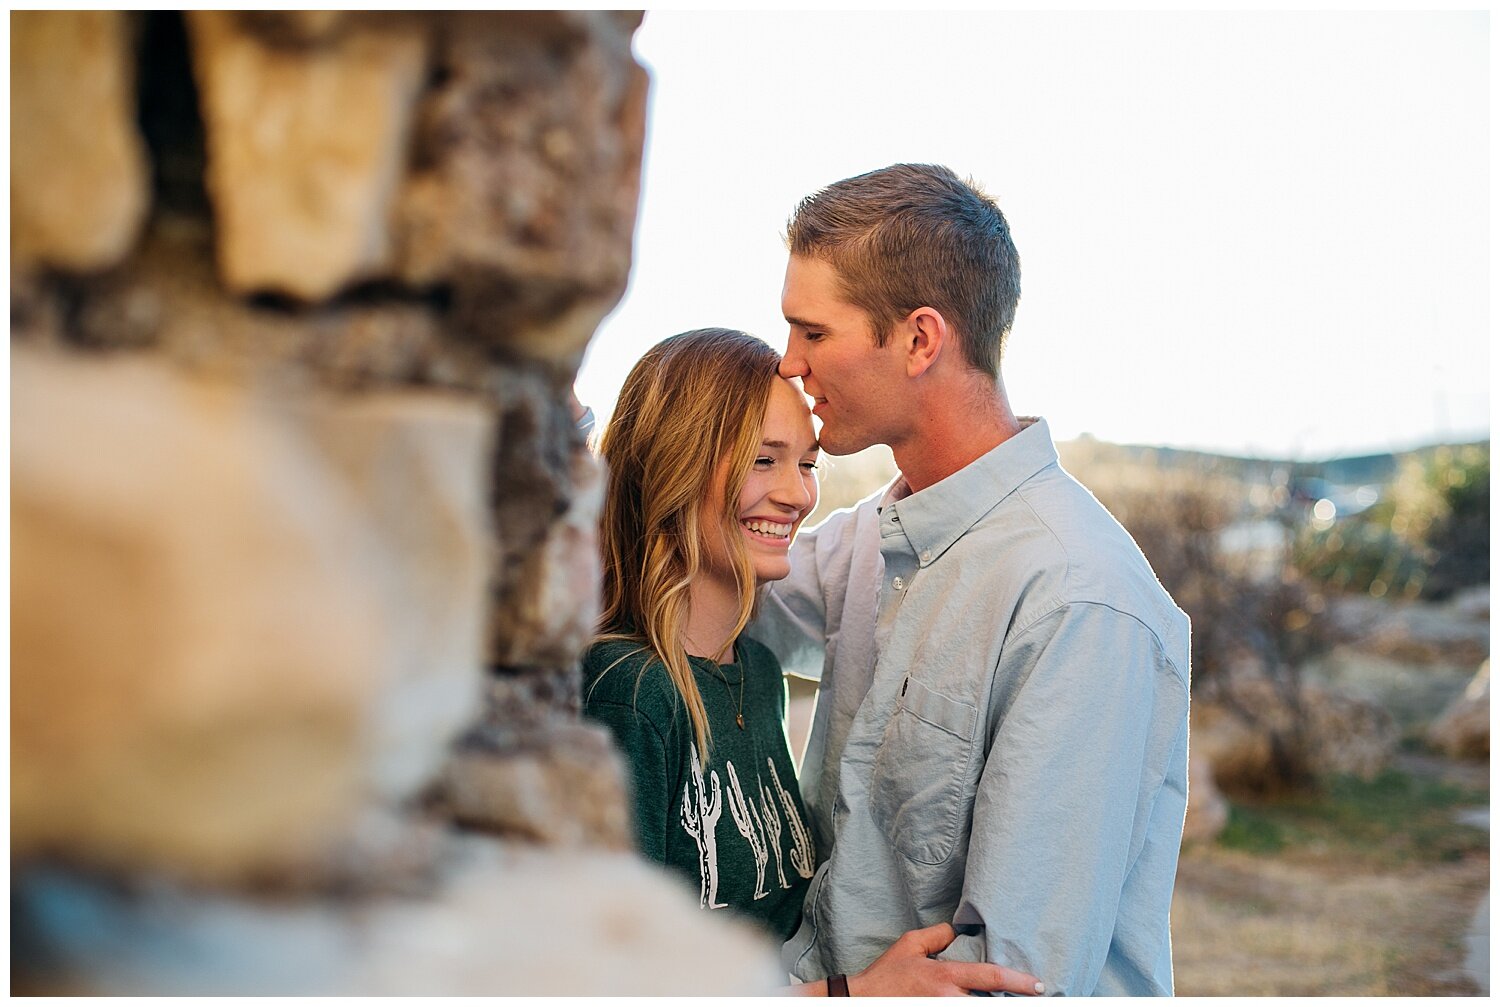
[782,254,855,322]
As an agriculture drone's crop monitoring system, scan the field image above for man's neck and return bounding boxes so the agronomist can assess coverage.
[890,383,1022,494]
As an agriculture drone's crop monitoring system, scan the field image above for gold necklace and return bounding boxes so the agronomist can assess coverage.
[708,648,747,730]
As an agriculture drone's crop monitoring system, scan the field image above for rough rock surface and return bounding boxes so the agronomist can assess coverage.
[10,11,150,271]
[489,443,605,668]
[1427,661,1489,761]
[394,11,649,366]
[11,347,490,883]
[435,721,634,848]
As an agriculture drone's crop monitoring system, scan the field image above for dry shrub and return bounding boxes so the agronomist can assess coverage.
[1071,458,1346,791]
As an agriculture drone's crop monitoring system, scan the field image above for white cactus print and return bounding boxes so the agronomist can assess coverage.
[759,775,792,891]
[725,760,770,900]
[680,746,727,909]
[768,757,815,879]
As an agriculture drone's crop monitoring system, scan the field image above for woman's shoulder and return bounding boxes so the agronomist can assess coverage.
[582,638,682,716]
[738,635,785,674]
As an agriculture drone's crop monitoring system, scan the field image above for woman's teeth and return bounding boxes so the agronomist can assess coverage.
[741,518,792,539]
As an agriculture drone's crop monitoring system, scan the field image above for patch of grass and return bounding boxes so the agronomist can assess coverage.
[1219,804,1289,854]
[1219,768,1487,868]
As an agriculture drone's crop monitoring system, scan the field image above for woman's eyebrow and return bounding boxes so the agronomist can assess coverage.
[761,439,822,453]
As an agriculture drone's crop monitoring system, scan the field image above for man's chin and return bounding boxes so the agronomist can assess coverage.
[815,428,876,457]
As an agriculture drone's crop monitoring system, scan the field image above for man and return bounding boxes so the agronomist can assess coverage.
[751,164,1191,996]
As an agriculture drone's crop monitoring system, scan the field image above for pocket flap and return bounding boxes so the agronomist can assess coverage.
[898,678,977,741]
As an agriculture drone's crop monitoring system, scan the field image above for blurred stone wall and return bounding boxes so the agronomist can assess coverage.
[10,11,780,993]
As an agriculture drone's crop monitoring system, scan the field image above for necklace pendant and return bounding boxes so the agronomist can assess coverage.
[736,713,745,730]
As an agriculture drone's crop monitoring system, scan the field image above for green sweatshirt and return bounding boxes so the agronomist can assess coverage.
[583,636,815,941]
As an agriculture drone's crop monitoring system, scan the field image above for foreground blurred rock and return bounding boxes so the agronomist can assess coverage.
[11,348,489,882]
[1427,661,1490,761]
[186,11,428,300]
[10,11,150,271]
[9,10,777,994]
[13,841,782,995]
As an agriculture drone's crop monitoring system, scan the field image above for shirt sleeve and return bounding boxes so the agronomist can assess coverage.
[940,601,1189,995]
[751,508,846,682]
[584,696,678,863]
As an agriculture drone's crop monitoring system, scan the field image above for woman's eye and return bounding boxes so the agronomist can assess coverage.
[800,460,820,472]
[754,456,774,468]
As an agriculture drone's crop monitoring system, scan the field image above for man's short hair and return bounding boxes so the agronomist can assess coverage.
[785,163,1021,377]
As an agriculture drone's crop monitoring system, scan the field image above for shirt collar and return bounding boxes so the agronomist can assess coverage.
[879,417,1057,567]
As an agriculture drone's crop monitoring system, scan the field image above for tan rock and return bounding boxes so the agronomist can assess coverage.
[10,11,150,271]
[1427,661,1489,761]
[11,347,491,883]
[186,11,428,300]
[1182,747,1229,846]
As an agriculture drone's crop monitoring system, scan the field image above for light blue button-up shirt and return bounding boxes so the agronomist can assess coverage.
[752,418,1191,996]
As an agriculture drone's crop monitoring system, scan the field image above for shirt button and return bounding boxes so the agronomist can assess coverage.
[920,550,932,564]
[892,576,905,590]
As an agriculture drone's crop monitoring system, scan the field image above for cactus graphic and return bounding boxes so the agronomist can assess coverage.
[768,757,815,879]
[759,775,791,891]
[725,760,769,900]
[680,746,726,909]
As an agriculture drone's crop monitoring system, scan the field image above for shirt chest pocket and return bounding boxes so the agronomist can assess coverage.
[870,677,979,865]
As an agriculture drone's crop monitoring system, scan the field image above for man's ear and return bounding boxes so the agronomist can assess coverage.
[905,306,948,378]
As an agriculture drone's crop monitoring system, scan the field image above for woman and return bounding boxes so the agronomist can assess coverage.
[581,328,1041,996]
[584,328,818,941]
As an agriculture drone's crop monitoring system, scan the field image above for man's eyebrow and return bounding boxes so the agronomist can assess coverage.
[784,314,824,330]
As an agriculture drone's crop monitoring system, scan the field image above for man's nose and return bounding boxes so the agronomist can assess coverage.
[779,338,809,379]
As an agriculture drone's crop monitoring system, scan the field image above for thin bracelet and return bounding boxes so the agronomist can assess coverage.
[826,973,850,996]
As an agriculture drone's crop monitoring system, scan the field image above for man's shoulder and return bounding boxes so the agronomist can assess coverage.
[992,466,1190,650]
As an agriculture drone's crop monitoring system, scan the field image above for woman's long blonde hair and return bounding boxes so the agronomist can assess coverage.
[596,328,782,759]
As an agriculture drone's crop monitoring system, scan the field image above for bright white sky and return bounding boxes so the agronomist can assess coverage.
[576,10,1490,460]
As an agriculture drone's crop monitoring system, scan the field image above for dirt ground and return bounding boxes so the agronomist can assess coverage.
[1173,843,1486,995]
[1172,752,1489,996]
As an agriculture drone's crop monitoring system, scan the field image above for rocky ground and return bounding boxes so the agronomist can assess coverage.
[1174,587,1489,996]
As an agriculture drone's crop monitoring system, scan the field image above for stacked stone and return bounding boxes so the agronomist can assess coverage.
[11,11,780,994]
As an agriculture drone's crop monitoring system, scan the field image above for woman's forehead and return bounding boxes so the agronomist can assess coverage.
[762,379,818,450]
